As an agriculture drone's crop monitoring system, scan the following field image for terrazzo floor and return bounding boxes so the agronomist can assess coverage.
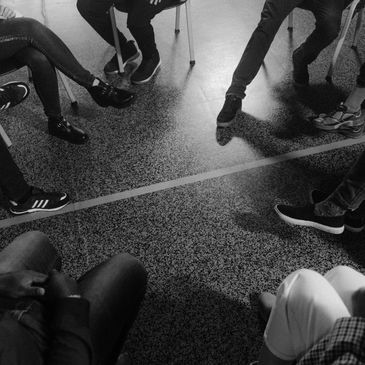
[1,0,365,363]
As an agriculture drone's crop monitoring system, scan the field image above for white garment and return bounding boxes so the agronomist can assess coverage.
[263,266,365,361]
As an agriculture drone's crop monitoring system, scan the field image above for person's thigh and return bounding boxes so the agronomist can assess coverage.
[264,269,350,362]
[127,0,174,27]
[309,0,346,30]
[325,265,365,314]
[78,253,147,365]
[0,231,61,274]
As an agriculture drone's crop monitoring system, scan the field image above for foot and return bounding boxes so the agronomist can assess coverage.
[310,189,365,233]
[274,204,344,234]
[292,48,309,87]
[131,52,161,84]
[48,117,89,144]
[216,95,242,128]
[104,40,140,75]
[0,81,30,110]
[88,78,135,108]
[314,103,364,138]
[9,187,70,215]
[258,292,275,323]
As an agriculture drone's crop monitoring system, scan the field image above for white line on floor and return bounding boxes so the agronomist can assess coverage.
[1,137,364,229]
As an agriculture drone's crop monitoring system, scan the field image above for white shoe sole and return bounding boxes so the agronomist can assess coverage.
[132,59,161,85]
[10,200,70,215]
[274,205,344,234]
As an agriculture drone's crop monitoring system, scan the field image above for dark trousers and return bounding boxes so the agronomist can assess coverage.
[0,138,30,202]
[227,0,349,98]
[0,231,147,365]
[357,62,365,87]
[0,18,95,118]
[316,149,365,216]
[77,0,173,59]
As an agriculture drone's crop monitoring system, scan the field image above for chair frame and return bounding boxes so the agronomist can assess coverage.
[287,0,364,82]
[110,0,195,74]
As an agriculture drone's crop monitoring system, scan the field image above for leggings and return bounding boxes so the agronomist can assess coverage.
[0,17,95,118]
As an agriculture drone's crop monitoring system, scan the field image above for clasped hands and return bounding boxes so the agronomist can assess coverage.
[0,5,16,19]
[0,270,79,300]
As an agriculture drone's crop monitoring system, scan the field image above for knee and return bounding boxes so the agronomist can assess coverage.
[21,18,47,36]
[25,49,50,69]
[326,265,357,279]
[77,0,93,18]
[18,231,49,246]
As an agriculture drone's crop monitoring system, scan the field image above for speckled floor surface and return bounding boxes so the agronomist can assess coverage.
[1,0,365,363]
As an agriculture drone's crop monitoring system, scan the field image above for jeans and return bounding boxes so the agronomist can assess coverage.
[0,137,30,202]
[77,0,173,58]
[0,231,147,365]
[315,149,365,216]
[0,18,95,118]
[227,0,349,99]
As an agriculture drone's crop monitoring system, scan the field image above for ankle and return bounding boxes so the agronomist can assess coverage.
[14,187,33,204]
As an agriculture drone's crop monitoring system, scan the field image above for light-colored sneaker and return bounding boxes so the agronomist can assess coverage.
[314,102,362,131]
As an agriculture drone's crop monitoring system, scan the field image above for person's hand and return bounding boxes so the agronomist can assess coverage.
[0,5,17,19]
[149,0,162,5]
[352,288,365,318]
[44,270,79,302]
[0,270,48,298]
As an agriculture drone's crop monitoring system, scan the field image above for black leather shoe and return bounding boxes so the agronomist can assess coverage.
[48,117,89,144]
[292,48,309,87]
[216,94,242,127]
[88,79,135,108]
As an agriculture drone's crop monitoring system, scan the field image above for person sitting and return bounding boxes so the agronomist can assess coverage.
[77,0,174,84]
[251,266,365,365]
[0,230,147,364]
[0,81,69,214]
[313,62,365,139]
[0,3,136,144]
[217,0,352,128]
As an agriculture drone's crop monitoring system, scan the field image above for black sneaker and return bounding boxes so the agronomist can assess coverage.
[274,204,344,234]
[216,95,242,128]
[48,117,88,144]
[9,187,70,215]
[131,53,161,84]
[104,41,140,75]
[310,189,365,233]
[292,48,309,87]
[88,78,135,108]
[0,81,30,110]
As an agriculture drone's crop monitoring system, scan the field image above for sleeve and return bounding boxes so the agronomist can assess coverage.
[45,297,93,365]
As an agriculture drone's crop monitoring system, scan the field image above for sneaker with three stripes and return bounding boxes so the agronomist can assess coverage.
[9,187,70,215]
[0,81,30,111]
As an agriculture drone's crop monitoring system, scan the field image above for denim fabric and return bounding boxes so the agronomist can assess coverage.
[0,18,95,117]
[0,137,30,202]
[226,0,348,99]
[315,150,365,216]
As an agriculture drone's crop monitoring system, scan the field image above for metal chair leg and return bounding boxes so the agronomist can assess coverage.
[287,11,293,31]
[110,7,124,74]
[326,0,360,82]
[0,124,11,147]
[352,6,364,49]
[175,6,181,33]
[185,0,195,66]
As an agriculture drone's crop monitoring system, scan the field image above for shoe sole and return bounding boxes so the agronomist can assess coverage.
[345,224,365,233]
[217,114,237,128]
[337,124,365,138]
[10,200,70,215]
[104,51,141,75]
[274,205,344,234]
[131,60,161,85]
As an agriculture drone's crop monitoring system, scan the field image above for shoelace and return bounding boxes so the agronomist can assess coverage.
[99,83,116,98]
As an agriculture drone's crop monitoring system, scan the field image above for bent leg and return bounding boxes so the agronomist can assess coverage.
[12,48,62,119]
[263,269,349,362]
[226,0,302,99]
[325,265,365,314]
[294,0,346,65]
[78,253,147,365]
[0,231,61,274]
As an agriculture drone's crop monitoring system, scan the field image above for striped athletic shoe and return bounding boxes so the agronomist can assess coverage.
[0,81,30,111]
[9,187,70,215]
